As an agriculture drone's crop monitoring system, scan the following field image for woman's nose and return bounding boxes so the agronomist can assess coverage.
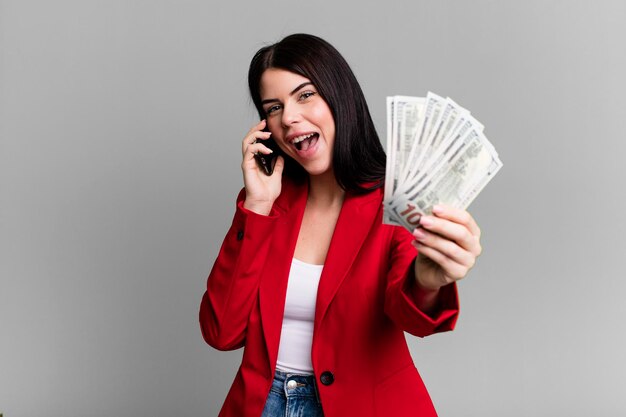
[281,103,301,127]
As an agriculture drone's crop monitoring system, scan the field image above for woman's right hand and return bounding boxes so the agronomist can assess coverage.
[241,119,284,215]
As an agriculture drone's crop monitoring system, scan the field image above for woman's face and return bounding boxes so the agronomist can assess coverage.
[259,68,336,177]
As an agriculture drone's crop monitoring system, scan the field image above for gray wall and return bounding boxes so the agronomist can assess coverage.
[1,1,625,416]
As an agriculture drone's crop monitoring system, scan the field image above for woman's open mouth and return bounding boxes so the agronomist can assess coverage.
[292,133,319,151]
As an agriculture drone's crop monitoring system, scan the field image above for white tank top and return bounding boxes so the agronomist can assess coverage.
[275,258,323,374]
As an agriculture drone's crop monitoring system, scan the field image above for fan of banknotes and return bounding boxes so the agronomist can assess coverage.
[383,92,503,231]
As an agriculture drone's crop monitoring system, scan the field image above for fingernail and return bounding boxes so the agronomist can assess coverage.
[420,216,433,227]
[432,205,443,214]
[413,229,426,241]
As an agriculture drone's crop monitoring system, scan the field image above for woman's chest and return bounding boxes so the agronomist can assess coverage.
[293,204,342,265]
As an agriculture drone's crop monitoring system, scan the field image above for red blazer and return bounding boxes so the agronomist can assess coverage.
[200,178,460,417]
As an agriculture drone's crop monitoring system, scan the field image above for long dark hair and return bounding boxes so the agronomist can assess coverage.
[248,33,386,194]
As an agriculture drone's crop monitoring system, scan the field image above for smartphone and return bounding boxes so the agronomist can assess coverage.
[254,129,281,176]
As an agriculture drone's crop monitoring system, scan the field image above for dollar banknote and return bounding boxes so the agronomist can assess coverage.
[383,93,503,230]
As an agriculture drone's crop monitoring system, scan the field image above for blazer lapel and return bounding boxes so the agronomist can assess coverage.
[259,181,308,371]
[313,189,382,331]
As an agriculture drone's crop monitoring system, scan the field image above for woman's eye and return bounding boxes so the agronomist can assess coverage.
[299,91,316,100]
[265,105,281,115]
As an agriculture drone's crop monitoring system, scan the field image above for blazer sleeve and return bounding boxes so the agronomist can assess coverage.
[383,225,460,338]
[199,189,281,351]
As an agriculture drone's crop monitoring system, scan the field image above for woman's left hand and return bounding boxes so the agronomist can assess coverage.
[411,205,482,291]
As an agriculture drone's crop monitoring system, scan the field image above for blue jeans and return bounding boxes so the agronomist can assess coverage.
[261,370,324,417]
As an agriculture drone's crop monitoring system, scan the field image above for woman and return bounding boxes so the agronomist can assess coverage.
[199,34,482,417]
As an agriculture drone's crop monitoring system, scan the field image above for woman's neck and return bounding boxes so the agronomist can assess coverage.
[307,171,345,207]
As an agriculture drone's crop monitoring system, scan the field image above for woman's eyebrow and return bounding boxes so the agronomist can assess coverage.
[261,82,314,105]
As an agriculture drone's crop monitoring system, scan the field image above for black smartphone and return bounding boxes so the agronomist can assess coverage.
[254,129,281,176]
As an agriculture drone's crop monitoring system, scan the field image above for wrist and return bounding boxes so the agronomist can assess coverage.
[414,267,443,292]
[411,275,441,315]
[414,276,441,294]
[243,200,273,216]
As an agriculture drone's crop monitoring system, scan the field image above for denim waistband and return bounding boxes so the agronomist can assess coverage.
[272,369,320,401]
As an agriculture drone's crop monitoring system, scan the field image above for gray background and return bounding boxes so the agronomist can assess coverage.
[1,0,625,416]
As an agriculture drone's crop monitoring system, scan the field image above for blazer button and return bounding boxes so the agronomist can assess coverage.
[320,371,334,386]
[236,230,244,241]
